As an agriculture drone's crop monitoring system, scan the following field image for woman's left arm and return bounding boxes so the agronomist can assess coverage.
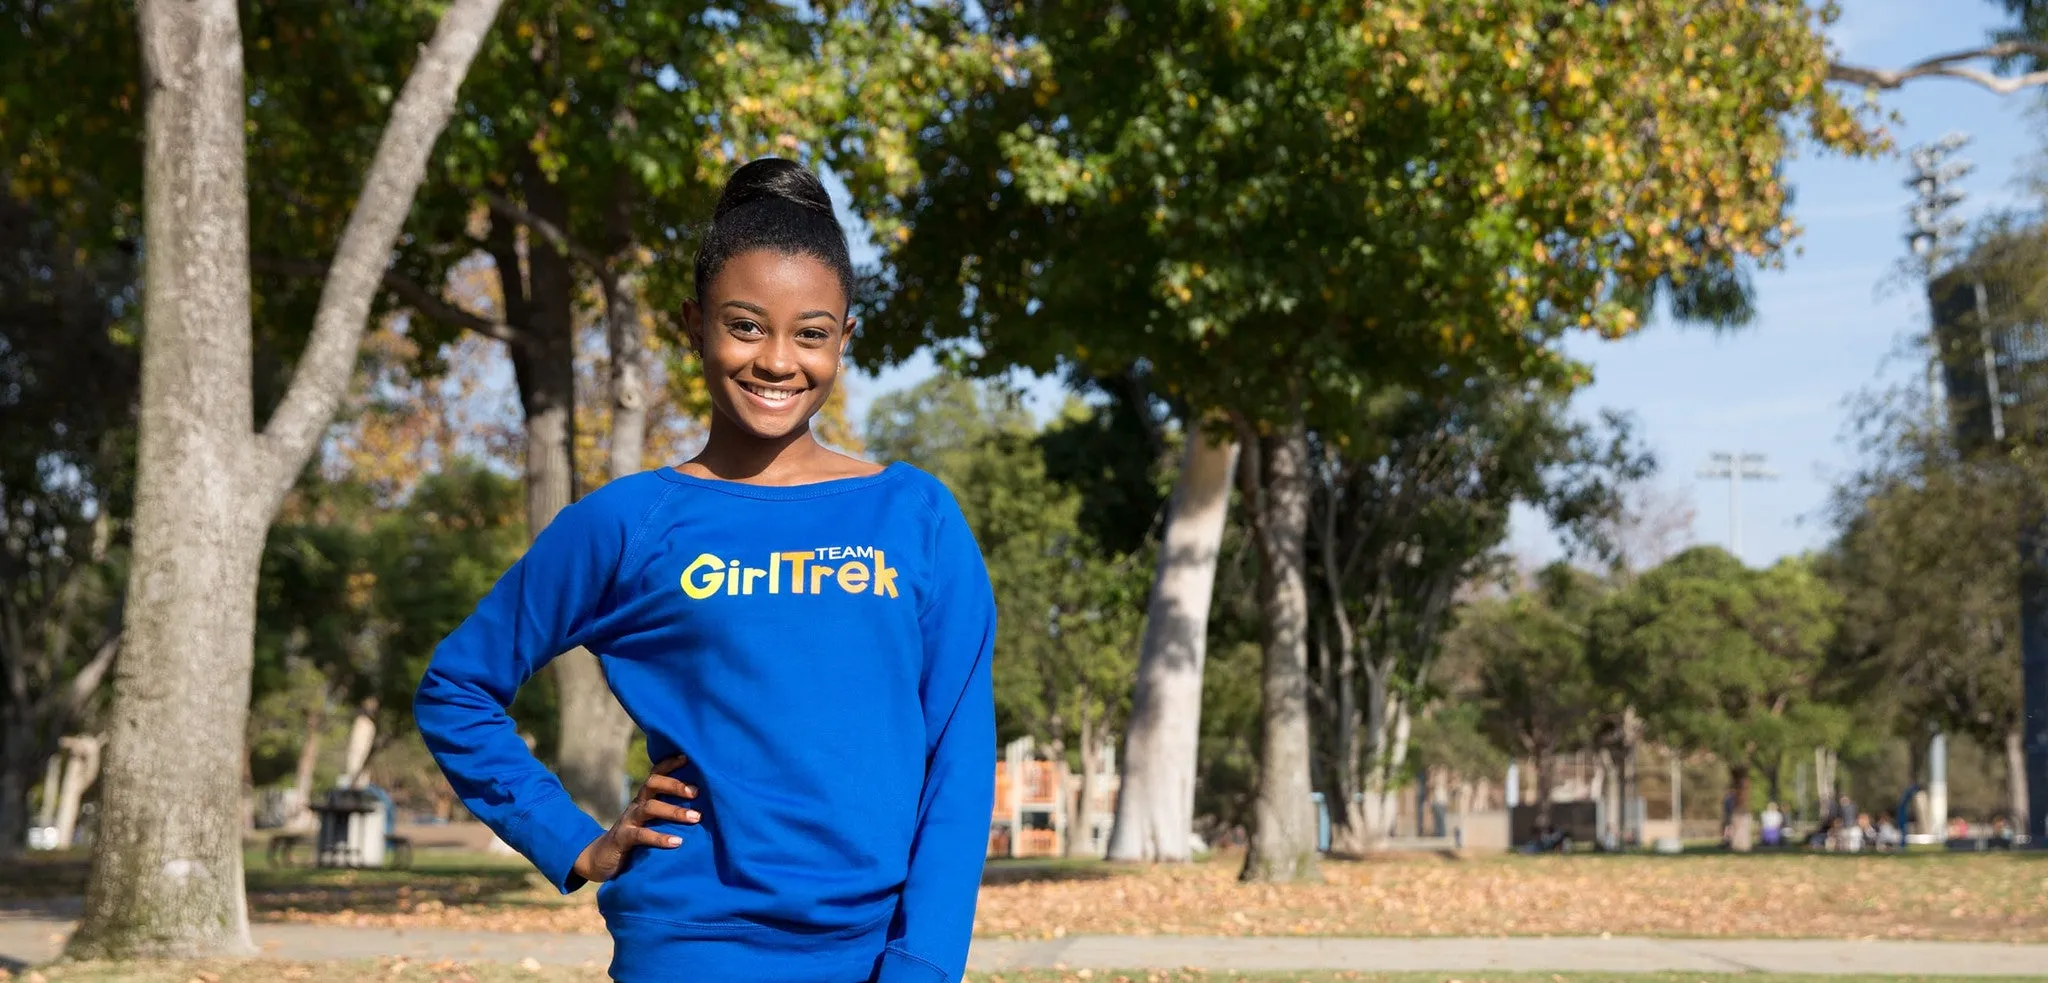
[877,495,997,983]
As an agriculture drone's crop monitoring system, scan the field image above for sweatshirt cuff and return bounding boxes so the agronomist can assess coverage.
[509,792,608,894]
[875,946,951,983]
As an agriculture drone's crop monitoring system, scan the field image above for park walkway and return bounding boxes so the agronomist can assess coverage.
[6,908,2048,976]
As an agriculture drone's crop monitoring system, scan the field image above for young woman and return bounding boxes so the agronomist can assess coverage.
[415,157,997,983]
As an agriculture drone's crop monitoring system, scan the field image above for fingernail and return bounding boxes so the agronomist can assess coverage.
[667,836,681,846]
[686,810,701,821]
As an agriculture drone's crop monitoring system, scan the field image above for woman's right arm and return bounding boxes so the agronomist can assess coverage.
[413,487,645,894]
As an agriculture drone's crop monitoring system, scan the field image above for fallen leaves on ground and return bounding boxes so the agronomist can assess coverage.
[249,851,2048,943]
[0,967,2025,983]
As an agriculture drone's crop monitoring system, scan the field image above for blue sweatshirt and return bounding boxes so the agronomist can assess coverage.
[414,464,996,983]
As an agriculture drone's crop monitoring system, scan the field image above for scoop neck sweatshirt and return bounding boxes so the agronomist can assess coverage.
[414,463,996,983]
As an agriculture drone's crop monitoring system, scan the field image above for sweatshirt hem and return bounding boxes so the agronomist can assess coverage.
[603,908,894,983]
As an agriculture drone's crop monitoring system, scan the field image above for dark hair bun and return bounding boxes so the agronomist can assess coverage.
[713,157,833,221]
[694,156,856,304]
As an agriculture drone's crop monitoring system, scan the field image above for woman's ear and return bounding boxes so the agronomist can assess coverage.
[839,316,858,363]
[681,299,703,356]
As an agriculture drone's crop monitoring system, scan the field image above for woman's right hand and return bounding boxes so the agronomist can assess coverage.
[571,754,700,884]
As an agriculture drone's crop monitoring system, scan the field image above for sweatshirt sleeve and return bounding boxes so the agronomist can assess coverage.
[877,492,998,983]
[413,485,647,894]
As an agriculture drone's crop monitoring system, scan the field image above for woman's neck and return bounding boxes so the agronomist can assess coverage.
[684,414,828,483]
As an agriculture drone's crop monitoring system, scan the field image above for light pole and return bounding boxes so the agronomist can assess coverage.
[1697,451,1776,559]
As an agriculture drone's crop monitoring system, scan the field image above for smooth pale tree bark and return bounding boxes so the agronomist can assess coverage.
[1727,765,1755,852]
[1240,420,1320,883]
[339,699,377,788]
[53,735,103,849]
[0,615,118,861]
[2008,729,2030,833]
[1106,427,1239,862]
[1066,713,1106,859]
[289,706,322,829]
[65,0,501,959]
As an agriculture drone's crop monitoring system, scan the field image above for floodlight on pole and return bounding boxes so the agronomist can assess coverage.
[1697,451,1776,559]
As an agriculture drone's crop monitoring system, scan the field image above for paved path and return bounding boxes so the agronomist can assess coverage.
[5,910,2047,976]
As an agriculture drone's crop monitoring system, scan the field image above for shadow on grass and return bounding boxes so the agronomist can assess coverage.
[0,848,558,918]
[980,857,1117,886]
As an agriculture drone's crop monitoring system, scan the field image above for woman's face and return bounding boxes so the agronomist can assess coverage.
[685,249,854,442]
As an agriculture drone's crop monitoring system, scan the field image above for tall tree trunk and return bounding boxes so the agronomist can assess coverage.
[506,169,634,823]
[1533,745,1557,834]
[290,706,323,829]
[54,735,104,849]
[2007,728,2030,833]
[1241,419,1320,884]
[0,714,39,859]
[1067,713,1100,859]
[66,0,500,958]
[1359,691,1411,848]
[1107,427,1239,862]
[339,699,378,787]
[1323,642,1367,855]
[1728,764,1755,852]
[605,270,649,481]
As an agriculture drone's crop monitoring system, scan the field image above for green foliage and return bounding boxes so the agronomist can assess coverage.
[861,0,1879,429]
[255,461,531,756]
[1457,565,1609,767]
[866,375,1148,757]
[1823,385,2028,748]
[1591,548,1847,784]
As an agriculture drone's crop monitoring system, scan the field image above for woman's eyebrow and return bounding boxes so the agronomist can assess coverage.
[720,299,769,316]
[797,309,842,324]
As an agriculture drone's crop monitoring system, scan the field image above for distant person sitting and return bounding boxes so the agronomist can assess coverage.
[1840,815,1867,853]
[1760,801,1786,847]
[1948,816,1972,840]
[1989,816,2015,849]
[1875,815,1902,852]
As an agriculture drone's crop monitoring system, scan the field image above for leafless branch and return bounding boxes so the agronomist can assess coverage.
[253,256,519,344]
[1828,41,2048,96]
[482,191,613,280]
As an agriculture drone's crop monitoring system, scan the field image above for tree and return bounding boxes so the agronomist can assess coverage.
[1591,548,1845,851]
[868,377,1149,856]
[1826,376,2035,830]
[263,0,1021,819]
[859,0,1878,878]
[1459,564,1607,836]
[0,190,137,859]
[49,0,502,959]
[1303,378,1648,853]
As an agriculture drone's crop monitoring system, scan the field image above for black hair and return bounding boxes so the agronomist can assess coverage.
[692,157,856,306]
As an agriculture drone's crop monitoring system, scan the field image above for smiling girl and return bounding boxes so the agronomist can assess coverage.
[415,158,997,983]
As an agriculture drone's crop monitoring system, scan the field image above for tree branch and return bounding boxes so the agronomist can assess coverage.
[60,616,121,721]
[482,190,614,281]
[254,0,507,513]
[1828,41,2048,95]
[252,256,520,344]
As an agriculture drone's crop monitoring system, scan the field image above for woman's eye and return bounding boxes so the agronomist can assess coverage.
[728,320,764,336]
[798,328,831,342]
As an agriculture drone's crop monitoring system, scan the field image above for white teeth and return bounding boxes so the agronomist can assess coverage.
[741,382,802,403]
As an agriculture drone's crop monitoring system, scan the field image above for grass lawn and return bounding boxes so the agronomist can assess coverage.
[6,845,2046,943]
[6,964,2042,983]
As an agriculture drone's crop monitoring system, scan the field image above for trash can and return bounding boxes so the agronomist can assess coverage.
[313,788,386,868]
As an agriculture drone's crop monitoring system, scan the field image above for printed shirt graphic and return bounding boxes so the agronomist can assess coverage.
[414,463,996,983]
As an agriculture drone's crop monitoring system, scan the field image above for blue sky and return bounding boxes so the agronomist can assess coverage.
[839,0,2044,568]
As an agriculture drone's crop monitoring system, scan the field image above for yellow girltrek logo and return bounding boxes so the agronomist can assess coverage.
[679,546,899,600]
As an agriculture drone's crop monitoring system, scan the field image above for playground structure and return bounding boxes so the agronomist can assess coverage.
[988,737,1119,858]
